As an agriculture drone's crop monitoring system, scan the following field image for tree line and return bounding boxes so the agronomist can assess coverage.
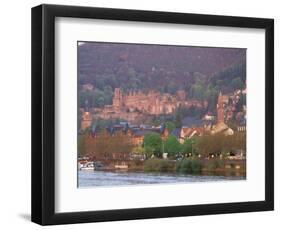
[78,130,246,159]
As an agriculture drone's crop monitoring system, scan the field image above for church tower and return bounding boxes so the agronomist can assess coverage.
[217,92,225,123]
[113,88,122,110]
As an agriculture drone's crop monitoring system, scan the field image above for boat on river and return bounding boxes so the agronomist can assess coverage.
[79,162,94,171]
[114,162,129,169]
[79,161,104,171]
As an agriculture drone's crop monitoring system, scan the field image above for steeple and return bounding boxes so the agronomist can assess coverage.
[217,92,224,124]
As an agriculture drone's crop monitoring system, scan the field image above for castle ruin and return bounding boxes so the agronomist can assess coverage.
[90,88,207,123]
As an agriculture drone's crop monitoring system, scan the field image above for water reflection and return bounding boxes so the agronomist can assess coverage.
[79,170,246,187]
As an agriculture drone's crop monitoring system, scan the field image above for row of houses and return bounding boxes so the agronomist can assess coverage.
[90,123,169,146]
[86,117,242,148]
[80,90,246,152]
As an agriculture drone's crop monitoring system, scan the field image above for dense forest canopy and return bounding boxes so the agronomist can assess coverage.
[78,42,246,112]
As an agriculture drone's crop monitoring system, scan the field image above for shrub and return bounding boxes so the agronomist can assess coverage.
[176,159,192,173]
[190,159,202,173]
[207,159,224,170]
[144,159,175,172]
[176,159,202,174]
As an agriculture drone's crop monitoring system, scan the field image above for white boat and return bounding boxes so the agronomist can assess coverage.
[79,162,95,171]
[114,163,129,169]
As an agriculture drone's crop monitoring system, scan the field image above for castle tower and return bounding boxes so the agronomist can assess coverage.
[81,111,92,130]
[113,88,122,109]
[217,92,225,123]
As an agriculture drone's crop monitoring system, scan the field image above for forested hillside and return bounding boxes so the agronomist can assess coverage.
[78,42,246,112]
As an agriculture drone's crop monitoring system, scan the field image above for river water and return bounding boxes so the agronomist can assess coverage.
[78,170,245,187]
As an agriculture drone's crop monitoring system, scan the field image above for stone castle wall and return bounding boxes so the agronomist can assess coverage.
[111,88,197,115]
[81,88,208,129]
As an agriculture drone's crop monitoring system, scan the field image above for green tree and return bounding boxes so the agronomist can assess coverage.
[181,138,193,155]
[103,85,114,104]
[144,146,154,158]
[195,133,225,157]
[144,133,163,157]
[165,121,176,133]
[84,129,134,157]
[164,136,181,156]
[205,87,218,112]
[97,97,105,107]
[175,111,182,128]
[236,93,246,111]
[78,91,87,109]
[194,84,204,100]
[167,81,177,94]
[77,134,86,156]
[132,146,145,155]
[127,67,136,78]
[194,132,246,157]
[231,77,244,90]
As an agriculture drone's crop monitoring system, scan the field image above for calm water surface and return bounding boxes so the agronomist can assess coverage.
[78,170,245,187]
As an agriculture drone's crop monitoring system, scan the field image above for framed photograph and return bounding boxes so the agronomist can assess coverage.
[31,4,274,225]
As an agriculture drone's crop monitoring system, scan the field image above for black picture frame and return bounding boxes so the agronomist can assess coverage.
[31,4,274,225]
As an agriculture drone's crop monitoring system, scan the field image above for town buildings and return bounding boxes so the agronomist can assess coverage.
[90,123,169,147]
[80,88,246,155]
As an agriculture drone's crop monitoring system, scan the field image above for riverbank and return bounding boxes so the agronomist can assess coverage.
[81,158,246,177]
[143,158,246,176]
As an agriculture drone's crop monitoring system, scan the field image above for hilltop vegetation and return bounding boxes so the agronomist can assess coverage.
[78,42,246,113]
